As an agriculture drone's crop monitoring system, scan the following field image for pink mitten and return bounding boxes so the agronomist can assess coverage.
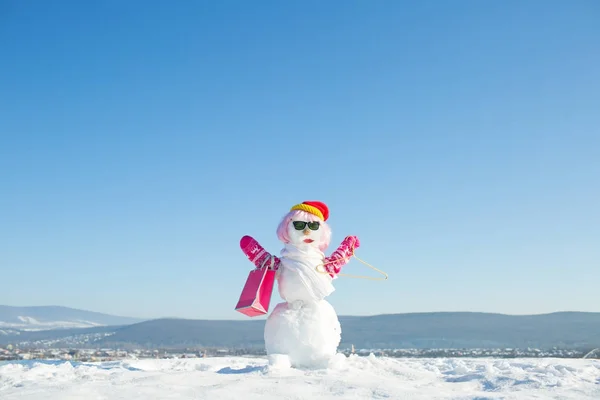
[345,235,360,251]
[240,235,280,270]
[323,235,360,275]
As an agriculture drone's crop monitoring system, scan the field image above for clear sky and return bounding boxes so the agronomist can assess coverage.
[1,1,599,320]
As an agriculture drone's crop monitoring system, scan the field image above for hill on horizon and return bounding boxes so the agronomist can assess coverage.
[95,311,600,350]
[2,306,600,351]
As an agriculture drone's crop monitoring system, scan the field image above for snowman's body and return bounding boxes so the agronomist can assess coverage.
[238,201,359,369]
[264,244,341,368]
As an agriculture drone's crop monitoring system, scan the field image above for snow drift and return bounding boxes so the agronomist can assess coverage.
[1,355,598,399]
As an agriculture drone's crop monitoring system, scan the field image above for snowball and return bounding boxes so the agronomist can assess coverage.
[264,299,341,369]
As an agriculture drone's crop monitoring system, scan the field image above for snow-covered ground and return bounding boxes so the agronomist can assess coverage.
[1,355,598,399]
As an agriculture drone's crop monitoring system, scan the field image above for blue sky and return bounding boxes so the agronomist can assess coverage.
[1,0,599,320]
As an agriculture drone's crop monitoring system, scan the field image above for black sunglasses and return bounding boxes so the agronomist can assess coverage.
[292,221,320,231]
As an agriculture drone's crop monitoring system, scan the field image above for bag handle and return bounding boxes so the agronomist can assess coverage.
[259,254,275,270]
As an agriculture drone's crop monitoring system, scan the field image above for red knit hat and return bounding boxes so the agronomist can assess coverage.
[290,201,329,221]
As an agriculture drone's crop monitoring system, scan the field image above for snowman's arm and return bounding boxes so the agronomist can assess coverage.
[240,235,281,270]
[323,235,360,275]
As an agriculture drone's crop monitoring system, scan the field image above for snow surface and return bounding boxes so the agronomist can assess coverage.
[1,355,598,399]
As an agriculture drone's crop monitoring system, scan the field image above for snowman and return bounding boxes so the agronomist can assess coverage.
[239,200,359,368]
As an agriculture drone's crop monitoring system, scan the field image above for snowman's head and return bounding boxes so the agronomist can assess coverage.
[276,207,331,252]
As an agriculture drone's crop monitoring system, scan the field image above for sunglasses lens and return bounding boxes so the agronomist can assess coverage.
[293,221,306,230]
[308,221,320,230]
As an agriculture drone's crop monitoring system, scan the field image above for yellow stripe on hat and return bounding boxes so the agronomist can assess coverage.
[290,203,324,220]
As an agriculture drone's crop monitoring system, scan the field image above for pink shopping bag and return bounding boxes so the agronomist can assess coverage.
[235,257,276,317]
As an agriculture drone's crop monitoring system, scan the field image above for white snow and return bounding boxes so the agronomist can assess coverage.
[17,316,37,323]
[0,355,598,399]
[265,299,341,368]
[0,317,103,331]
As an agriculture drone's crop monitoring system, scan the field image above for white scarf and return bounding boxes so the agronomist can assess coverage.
[279,243,335,302]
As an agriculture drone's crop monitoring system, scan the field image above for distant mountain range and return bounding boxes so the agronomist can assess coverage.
[1,306,600,351]
[0,305,143,332]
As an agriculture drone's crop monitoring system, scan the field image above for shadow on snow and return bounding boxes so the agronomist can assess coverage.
[217,365,265,374]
